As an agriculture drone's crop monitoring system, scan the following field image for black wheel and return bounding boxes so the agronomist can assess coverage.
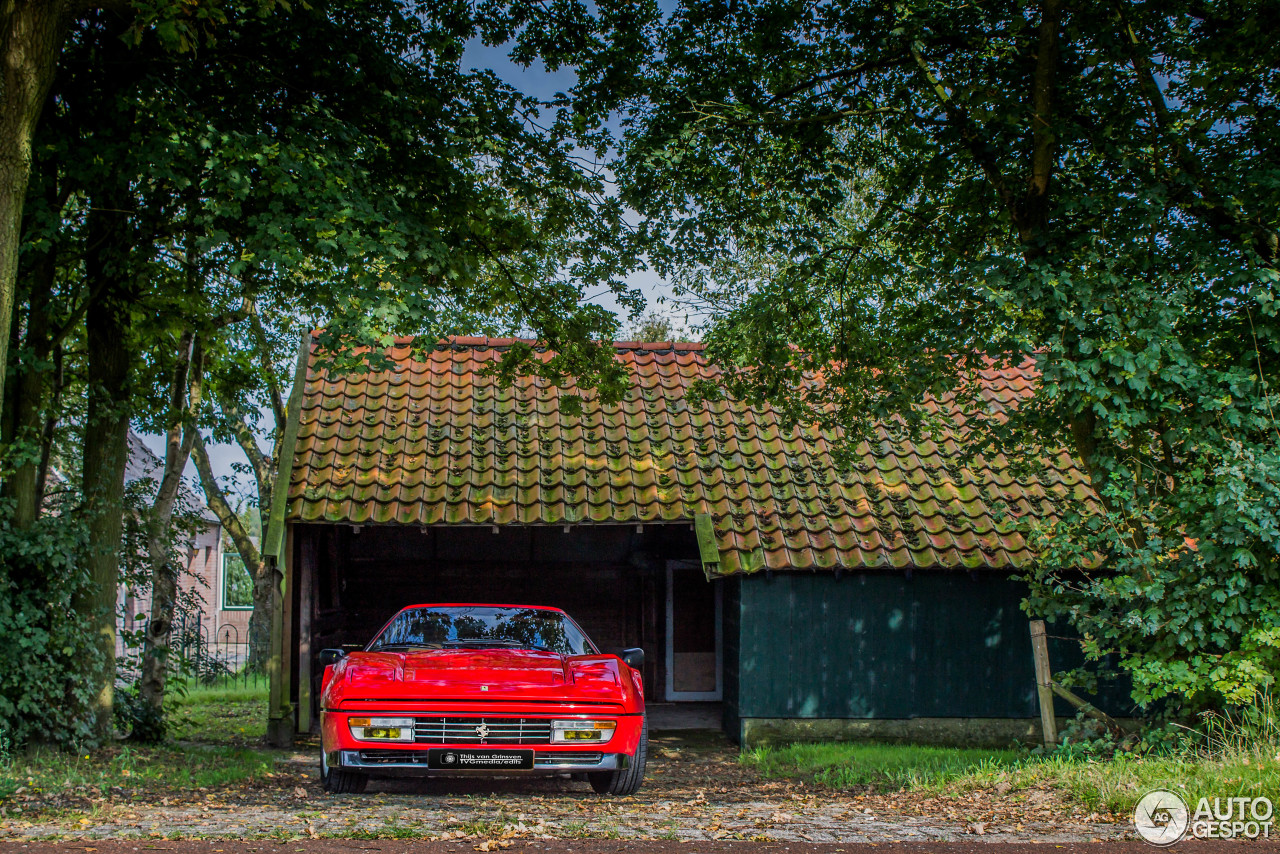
[589,716,647,796]
[321,751,367,794]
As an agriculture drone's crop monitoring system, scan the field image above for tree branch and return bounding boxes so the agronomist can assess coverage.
[909,43,1016,212]
[249,310,285,427]
[151,332,204,527]
[192,431,262,570]
[1117,6,1278,264]
[220,397,272,513]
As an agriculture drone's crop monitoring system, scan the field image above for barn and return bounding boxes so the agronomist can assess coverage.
[261,336,1117,747]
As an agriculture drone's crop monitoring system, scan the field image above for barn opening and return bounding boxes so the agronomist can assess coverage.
[289,521,720,731]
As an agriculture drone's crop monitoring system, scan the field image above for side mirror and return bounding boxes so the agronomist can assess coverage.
[318,648,346,667]
[620,648,645,669]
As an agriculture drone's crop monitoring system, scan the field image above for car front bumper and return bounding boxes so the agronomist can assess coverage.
[327,748,629,775]
[321,709,644,776]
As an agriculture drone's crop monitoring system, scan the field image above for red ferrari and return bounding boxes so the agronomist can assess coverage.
[318,604,647,795]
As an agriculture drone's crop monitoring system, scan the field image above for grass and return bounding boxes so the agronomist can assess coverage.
[962,750,1279,813]
[743,696,1280,815]
[0,742,280,801]
[744,741,1024,791]
[0,677,279,808]
[166,676,269,744]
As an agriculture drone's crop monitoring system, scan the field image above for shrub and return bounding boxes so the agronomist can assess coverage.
[0,498,98,748]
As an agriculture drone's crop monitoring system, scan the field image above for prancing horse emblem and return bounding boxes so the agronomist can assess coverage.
[476,723,490,740]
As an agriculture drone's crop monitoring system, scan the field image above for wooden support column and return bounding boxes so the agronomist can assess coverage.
[1029,619,1057,749]
[265,333,311,747]
[297,530,316,733]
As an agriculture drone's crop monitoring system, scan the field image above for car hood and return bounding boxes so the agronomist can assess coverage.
[323,647,639,709]
[400,648,571,688]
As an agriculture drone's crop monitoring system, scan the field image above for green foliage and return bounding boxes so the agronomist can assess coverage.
[1026,442,1280,708]
[0,497,97,749]
[582,0,1280,713]
[113,684,168,745]
[23,0,647,462]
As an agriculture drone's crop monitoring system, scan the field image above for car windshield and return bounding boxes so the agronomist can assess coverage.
[368,606,596,655]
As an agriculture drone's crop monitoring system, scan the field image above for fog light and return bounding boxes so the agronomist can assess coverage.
[550,719,616,744]
[348,717,415,742]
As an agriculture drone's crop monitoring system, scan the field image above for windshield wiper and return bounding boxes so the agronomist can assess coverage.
[447,638,553,652]
[371,642,443,651]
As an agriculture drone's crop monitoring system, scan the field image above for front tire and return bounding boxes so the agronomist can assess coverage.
[589,716,647,796]
[321,751,368,794]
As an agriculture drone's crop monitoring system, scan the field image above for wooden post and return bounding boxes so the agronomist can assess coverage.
[265,334,311,747]
[1029,620,1057,749]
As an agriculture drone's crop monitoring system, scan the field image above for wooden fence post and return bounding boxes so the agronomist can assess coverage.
[1029,619,1057,749]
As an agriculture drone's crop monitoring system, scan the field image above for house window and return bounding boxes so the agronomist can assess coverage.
[222,553,253,610]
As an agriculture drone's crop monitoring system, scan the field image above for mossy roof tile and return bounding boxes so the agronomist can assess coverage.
[287,337,1094,574]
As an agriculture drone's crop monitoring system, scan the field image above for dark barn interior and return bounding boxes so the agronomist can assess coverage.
[288,522,715,730]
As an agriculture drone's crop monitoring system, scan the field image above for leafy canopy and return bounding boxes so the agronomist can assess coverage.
[576,0,1280,710]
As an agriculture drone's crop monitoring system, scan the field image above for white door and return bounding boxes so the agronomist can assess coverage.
[665,562,722,701]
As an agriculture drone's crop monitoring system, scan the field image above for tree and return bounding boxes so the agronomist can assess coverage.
[0,0,75,432]
[135,331,205,737]
[191,306,297,674]
[6,0,641,742]
[0,0,287,428]
[588,0,1280,711]
[623,309,696,343]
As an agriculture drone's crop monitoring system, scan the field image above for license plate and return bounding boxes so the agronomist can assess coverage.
[427,749,534,770]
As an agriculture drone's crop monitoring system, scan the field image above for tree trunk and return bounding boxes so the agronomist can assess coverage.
[34,343,63,504]
[136,334,204,737]
[248,572,274,671]
[0,286,17,444]
[4,240,56,528]
[191,433,273,671]
[0,0,68,425]
[72,193,135,743]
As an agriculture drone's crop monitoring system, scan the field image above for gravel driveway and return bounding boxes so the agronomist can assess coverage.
[0,731,1126,843]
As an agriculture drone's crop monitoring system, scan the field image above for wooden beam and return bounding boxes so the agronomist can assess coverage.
[297,530,315,734]
[1051,681,1124,735]
[265,333,311,747]
[694,513,721,578]
[1029,619,1057,749]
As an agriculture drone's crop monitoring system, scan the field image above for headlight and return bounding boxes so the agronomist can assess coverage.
[348,716,415,742]
[550,719,617,744]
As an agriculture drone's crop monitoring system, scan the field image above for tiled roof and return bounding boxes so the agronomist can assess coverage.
[286,337,1093,575]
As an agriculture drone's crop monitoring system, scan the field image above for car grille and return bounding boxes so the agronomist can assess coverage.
[359,749,428,764]
[534,751,602,766]
[413,717,552,745]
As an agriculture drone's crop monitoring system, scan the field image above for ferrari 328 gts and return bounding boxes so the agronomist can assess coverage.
[318,604,647,795]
